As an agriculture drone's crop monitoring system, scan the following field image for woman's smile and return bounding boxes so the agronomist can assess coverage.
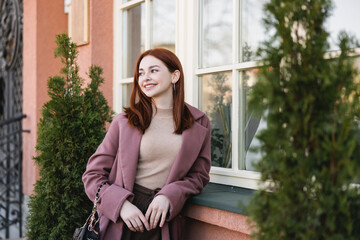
[143,82,157,90]
[138,55,179,108]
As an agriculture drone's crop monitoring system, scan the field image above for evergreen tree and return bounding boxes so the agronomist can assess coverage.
[26,34,113,240]
[247,0,360,239]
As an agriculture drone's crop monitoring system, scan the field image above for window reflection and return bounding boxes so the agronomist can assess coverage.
[327,0,360,51]
[201,72,232,168]
[200,0,232,68]
[122,83,133,108]
[152,0,176,52]
[243,69,266,171]
[123,4,145,78]
[242,0,268,62]
[355,58,360,86]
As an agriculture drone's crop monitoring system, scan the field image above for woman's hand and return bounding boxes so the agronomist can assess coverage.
[120,200,150,232]
[145,194,170,229]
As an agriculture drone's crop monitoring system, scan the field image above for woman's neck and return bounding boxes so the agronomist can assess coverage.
[152,96,173,109]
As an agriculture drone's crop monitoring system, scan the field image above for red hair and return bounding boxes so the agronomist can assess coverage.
[124,48,194,134]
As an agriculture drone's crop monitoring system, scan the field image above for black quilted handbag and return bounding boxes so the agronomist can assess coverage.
[72,182,108,240]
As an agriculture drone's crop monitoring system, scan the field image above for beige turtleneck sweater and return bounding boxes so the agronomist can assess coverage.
[135,107,182,190]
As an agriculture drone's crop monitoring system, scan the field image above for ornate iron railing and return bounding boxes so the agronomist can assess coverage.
[0,0,24,238]
[0,114,27,239]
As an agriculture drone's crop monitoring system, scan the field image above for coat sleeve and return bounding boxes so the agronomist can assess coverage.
[156,115,211,221]
[82,114,134,223]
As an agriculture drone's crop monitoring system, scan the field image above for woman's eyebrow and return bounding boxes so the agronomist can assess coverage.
[139,65,160,71]
[149,65,160,69]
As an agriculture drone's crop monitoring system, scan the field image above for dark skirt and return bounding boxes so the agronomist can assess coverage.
[122,184,162,240]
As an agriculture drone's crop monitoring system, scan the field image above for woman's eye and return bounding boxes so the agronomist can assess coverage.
[151,69,158,73]
[139,72,144,76]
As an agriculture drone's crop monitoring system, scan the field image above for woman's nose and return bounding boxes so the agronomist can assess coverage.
[143,72,150,80]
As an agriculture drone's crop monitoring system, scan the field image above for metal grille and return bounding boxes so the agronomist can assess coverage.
[0,0,24,238]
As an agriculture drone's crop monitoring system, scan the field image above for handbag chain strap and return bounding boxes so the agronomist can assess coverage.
[87,181,108,231]
[94,181,108,207]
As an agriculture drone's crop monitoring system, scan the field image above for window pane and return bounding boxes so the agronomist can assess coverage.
[355,57,360,84]
[200,72,232,168]
[123,4,145,78]
[122,83,133,108]
[327,0,360,51]
[152,0,176,52]
[243,69,266,171]
[200,0,232,68]
[242,0,267,62]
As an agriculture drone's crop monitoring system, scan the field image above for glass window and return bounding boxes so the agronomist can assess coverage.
[114,0,360,189]
[242,69,265,171]
[241,0,268,62]
[327,0,360,51]
[122,83,133,108]
[200,72,232,168]
[152,0,176,52]
[198,0,269,174]
[200,0,232,68]
[119,0,176,114]
[353,58,360,87]
[123,4,145,78]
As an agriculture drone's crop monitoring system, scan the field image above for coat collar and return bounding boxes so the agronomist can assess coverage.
[185,103,205,121]
[118,104,208,190]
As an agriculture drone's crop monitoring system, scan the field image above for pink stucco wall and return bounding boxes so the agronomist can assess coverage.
[23,0,68,196]
[22,0,113,195]
[22,2,251,239]
[77,0,113,106]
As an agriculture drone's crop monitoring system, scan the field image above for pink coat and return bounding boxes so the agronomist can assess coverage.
[82,104,211,240]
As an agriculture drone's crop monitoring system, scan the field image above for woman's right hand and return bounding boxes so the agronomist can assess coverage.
[120,200,150,232]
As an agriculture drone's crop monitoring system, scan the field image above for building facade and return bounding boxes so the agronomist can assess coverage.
[20,0,360,239]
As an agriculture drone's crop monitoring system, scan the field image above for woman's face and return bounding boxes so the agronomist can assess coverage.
[138,55,179,103]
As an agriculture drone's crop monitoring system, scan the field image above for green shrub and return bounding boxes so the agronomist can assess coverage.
[247,0,360,239]
[26,33,113,240]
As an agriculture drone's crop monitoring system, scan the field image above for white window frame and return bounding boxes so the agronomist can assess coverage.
[114,0,196,112]
[114,0,360,190]
[196,0,262,189]
[198,0,360,189]
[114,0,262,189]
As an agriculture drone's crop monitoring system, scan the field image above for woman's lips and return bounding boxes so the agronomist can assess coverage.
[144,83,157,90]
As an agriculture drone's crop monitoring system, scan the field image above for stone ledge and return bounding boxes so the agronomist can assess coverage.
[188,182,254,215]
[183,203,252,235]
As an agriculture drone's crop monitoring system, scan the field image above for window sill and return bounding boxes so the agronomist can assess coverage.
[210,168,261,189]
[187,182,254,216]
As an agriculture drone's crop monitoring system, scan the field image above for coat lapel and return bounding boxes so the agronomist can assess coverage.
[119,117,142,191]
[117,104,208,189]
[166,121,208,184]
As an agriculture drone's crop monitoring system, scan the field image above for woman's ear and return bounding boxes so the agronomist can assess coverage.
[171,70,180,84]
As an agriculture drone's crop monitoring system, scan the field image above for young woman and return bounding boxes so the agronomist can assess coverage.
[82,48,211,240]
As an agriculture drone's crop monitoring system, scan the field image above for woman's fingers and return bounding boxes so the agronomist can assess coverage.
[153,211,163,229]
[159,210,167,228]
[120,200,149,232]
[145,194,170,229]
[126,216,149,232]
[139,212,150,231]
[145,206,151,221]
[146,203,158,229]
[133,217,144,232]
[121,196,170,231]
[124,219,136,232]
[149,209,157,229]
